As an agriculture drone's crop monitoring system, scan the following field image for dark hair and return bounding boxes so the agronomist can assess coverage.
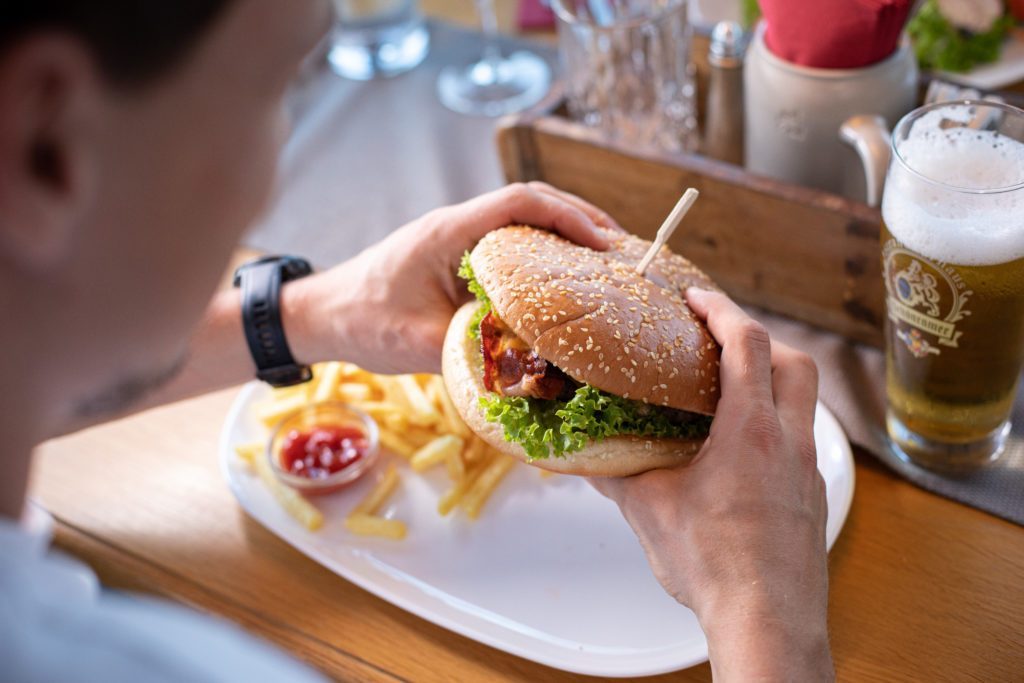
[1,2,234,87]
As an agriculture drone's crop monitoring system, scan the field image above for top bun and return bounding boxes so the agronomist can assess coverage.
[470,226,721,415]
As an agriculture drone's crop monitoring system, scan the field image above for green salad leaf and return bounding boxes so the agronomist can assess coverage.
[909,0,1012,73]
[481,385,712,461]
[458,251,491,340]
[741,0,761,30]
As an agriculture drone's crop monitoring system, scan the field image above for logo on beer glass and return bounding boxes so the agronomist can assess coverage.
[883,240,973,358]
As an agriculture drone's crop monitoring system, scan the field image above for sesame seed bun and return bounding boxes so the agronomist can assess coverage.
[470,226,721,415]
[443,301,704,476]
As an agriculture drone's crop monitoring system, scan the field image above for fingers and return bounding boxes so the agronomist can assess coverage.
[527,181,626,233]
[466,184,612,251]
[771,342,818,439]
[685,288,773,412]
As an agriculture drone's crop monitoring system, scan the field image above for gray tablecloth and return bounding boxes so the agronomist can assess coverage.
[244,21,1024,526]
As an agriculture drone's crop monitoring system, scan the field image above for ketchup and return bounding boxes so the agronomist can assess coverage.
[279,425,368,480]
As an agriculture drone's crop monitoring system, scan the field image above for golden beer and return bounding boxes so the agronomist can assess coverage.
[881,100,1024,470]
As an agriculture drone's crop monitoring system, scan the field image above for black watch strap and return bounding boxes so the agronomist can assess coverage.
[233,255,313,387]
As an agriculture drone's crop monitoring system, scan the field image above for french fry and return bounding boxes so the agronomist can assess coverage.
[345,514,407,540]
[411,434,464,472]
[338,362,362,377]
[446,448,465,482]
[270,383,309,402]
[462,456,515,519]
[255,392,309,427]
[424,378,441,406]
[351,463,401,515]
[437,477,473,517]
[356,401,405,418]
[383,413,409,433]
[463,436,488,465]
[432,377,469,438]
[253,450,323,530]
[438,454,493,516]
[405,426,442,449]
[311,361,344,403]
[379,428,417,458]
[395,375,441,427]
[375,376,412,409]
[234,442,264,469]
[337,382,373,403]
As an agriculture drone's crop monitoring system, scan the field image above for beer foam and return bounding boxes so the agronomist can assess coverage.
[882,106,1024,266]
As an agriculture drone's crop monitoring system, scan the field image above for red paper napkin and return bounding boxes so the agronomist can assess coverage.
[518,0,556,31]
[760,0,913,68]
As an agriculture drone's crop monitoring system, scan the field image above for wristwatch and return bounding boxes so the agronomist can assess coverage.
[232,255,314,387]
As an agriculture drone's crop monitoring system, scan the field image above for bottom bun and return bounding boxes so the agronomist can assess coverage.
[442,302,705,477]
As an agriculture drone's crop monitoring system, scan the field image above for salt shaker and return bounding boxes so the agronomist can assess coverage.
[704,21,745,165]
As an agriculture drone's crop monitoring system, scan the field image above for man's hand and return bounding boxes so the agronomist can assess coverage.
[283,182,620,374]
[590,289,833,682]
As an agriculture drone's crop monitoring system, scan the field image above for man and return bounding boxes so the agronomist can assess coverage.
[0,1,833,680]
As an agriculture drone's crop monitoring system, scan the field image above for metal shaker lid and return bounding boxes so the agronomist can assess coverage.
[709,21,744,63]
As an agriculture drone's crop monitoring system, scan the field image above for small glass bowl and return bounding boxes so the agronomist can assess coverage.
[267,401,379,495]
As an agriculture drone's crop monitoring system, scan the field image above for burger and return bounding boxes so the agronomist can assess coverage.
[442,225,722,477]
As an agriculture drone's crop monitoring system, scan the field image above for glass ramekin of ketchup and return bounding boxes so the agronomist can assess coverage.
[267,401,379,495]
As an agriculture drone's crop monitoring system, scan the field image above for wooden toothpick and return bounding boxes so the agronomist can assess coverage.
[635,188,699,276]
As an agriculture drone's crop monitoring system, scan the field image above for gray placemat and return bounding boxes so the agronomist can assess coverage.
[244,21,1024,526]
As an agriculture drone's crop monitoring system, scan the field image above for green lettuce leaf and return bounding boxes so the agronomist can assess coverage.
[481,385,712,461]
[909,0,1012,73]
[458,251,491,340]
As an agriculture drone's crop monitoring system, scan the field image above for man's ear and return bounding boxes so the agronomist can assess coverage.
[0,33,100,272]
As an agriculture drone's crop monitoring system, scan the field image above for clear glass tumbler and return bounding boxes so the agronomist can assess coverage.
[551,0,698,153]
[329,0,430,80]
[881,100,1024,471]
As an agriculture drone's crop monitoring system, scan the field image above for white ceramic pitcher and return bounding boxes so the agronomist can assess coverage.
[744,23,918,205]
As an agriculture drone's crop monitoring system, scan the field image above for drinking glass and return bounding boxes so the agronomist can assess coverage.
[551,0,698,153]
[437,0,551,117]
[881,100,1024,471]
[329,0,430,80]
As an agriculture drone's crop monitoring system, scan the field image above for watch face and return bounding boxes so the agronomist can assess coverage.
[281,257,313,280]
[233,255,312,287]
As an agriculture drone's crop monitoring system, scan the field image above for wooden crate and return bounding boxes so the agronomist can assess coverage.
[497,98,886,347]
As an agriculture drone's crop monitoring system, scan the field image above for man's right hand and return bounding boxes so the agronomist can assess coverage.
[590,289,834,682]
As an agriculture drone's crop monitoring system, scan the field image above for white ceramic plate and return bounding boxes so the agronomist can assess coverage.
[935,34,1024,91]
[219,383,855,677]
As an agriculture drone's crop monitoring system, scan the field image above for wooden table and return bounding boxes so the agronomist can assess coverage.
[30,7,1024,683]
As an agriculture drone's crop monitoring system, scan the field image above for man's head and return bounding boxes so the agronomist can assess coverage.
[0,1,330,430]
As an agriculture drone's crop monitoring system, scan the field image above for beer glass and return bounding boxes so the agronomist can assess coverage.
[881,100,1024,471]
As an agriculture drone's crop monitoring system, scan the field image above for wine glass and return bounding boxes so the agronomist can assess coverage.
[437,0,551,116]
